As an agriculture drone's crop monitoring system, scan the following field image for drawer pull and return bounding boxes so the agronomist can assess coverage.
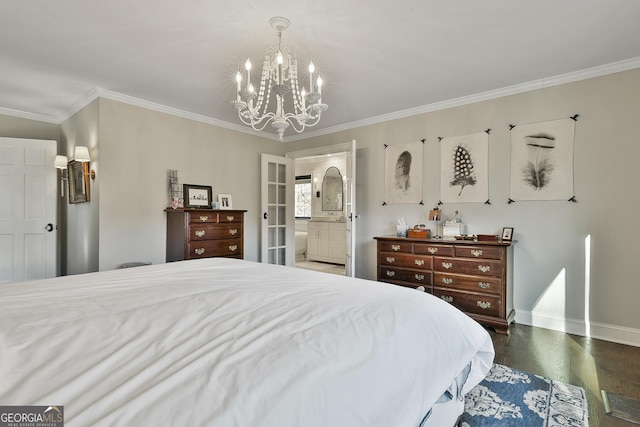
[228,245,238,252]
[385,256,396,263]
[226,215,235,222]
[199,215,209,222]
[478,265,491,273]
[414,259,425,266]
[442,277,453,285]
[415,274,425,281]
[477,301,492,309]
[195,230,205,237]
[386,270,396,277]
[391,244,401,251]
[428,247,438,254]
[441,295,453,303]
[478,282,491,289]
[442,262,453,269]
[471,250,483,257]
[194,248,205,255]
[229,228,238,235]
[416,286,426,292]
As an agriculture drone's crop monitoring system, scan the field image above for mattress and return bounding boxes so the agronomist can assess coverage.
[0,258,494,426]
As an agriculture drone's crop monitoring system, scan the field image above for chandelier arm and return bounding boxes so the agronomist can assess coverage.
[237,112,276,131]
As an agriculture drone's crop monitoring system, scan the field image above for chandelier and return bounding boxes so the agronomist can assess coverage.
[231,17,328,141]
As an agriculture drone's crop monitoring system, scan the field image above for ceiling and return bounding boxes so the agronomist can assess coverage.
[2,1,640,141]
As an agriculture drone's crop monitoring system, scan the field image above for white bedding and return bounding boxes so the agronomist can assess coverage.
[0,258,494,426]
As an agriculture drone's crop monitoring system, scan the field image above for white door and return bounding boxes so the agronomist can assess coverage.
[260,154,294,266]
[0,137,57,283]
[345,140,357,277]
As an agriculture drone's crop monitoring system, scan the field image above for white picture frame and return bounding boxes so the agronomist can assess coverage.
[218,194,232,209]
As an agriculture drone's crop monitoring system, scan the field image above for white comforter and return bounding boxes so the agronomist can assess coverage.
[0,258,494,426]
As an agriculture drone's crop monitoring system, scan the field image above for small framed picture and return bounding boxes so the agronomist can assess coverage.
[501,227,514,241]
[183,184,212,209]
[68,160,90,204]
[218,194,232,209]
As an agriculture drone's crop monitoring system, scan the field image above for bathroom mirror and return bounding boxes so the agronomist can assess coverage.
[322,166,343,211]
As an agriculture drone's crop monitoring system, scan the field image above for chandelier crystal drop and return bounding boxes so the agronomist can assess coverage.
[231,17,328,141]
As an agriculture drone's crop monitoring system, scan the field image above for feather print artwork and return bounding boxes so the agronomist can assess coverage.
[394,151,412,193]
[522,133,556,190]
[450,145,477,196]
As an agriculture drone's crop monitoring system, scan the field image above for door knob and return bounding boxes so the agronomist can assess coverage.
[45,223,55,232]
[263,212,268,220]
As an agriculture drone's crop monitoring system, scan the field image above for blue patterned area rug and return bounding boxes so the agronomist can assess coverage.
[462,364,589,426]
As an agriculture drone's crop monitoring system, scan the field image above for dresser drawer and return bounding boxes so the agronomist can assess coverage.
[434,256,502,277]
[188,211,218,224]
[188,239,242,258]
[434,273,501,294]
[379,241,413,253]
[380,252,433,270]
[454,245,502,260]
[414,243,454,257]
[380,267,433,285]
[189,223,242,241]
[219,212,242,223]
[433,288,501,317]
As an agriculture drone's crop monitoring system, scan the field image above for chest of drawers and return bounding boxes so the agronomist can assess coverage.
[374,236,514,334]
[166,209,246,262]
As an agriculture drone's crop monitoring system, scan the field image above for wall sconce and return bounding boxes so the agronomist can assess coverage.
[74,146,95,180]
[54,155,68,198]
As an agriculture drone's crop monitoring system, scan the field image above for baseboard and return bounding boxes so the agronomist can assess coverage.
[515,310,640,348]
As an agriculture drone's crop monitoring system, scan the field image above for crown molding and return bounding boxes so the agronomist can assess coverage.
[4,56,639,140]
[0,106,60,124]
[284,56,640,142]
[96,89,281,141]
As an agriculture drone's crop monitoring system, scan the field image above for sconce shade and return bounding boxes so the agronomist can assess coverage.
[74,146,91,162]
[54,155,68,169]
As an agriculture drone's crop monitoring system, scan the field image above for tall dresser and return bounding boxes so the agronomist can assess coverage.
[166,209,246,262]
[374,236,515,334]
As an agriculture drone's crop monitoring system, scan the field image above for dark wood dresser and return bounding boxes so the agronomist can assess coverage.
[166,209,246,262]
[374,236,515,334]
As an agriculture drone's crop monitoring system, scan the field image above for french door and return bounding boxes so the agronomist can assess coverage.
[260,154,294,266]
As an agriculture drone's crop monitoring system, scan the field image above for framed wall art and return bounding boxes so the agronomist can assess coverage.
[68,160,90,204]
[509,118,575,201]
[183,184,212,209]
[440,132,489,203]
[383,141,423,204]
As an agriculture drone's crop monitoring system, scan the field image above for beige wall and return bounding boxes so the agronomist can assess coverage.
[60,99,100,275]
[0,114,59,141]
[286,68,640,345]
[97,98,286,270]
[2,67,639,345]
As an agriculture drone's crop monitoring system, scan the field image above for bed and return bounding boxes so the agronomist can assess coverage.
[0,258,494,426]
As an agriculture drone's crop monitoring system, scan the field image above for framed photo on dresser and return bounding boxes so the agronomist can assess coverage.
[183,184,212,209]
[501,227,514,241]
[218,194,233,209]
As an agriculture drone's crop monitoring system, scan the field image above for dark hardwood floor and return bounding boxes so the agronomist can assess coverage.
[488,324,640,427]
